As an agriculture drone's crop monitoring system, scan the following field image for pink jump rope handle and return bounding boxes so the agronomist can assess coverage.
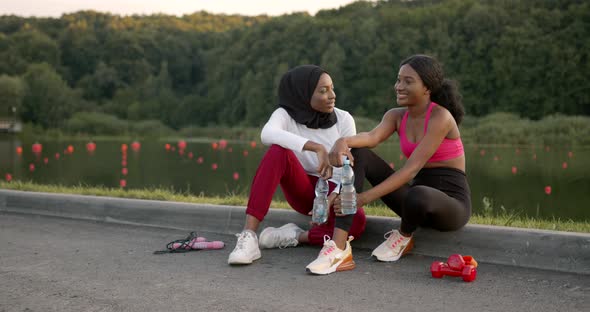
[171,236,207,250]
[190,241,225,250]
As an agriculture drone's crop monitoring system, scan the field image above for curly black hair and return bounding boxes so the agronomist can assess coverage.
[400,55,464,125]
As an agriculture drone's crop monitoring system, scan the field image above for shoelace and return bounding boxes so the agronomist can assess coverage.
[278,238,298,249]
[318,235,354,256]
[268,226,300,249]
[323,245,336,256]
[383,230,395,240]
[235,231,252,250]
[390,236,406,249]
[383,230,408,249]
[320,235,336,256]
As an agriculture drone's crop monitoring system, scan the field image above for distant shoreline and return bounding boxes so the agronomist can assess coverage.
[5,112,590,148]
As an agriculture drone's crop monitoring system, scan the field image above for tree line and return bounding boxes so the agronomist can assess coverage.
[0,0,588,132]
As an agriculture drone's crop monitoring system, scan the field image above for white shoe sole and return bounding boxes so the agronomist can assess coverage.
[306,254,355,275]
[228,252,261,265]
[372,253,403,262]
[372,238,414,262]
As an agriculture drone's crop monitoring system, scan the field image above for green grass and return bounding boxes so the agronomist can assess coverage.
[1,181,588,233]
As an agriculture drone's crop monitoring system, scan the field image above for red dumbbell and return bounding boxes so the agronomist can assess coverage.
[430,254,478,282]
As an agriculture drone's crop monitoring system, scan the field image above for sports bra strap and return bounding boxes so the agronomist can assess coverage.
[401,102,436,136]
[423,102,436,133]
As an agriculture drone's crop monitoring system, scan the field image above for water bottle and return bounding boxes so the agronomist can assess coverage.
[340,157,357,215]
[312,178,329,224]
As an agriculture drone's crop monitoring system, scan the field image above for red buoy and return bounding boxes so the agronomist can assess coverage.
[32,143,43,154]
[86,142,96,153]
[131,141,141,152]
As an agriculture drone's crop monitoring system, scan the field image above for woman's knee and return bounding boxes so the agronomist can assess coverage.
[404,186,469,231]
[404,186,434,213]
[263,144,296,162]
[350,147,390,175]
[267,144,289,155]
[350,147,373,161]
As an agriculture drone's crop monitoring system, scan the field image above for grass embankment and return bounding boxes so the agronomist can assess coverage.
[2,181,588,234]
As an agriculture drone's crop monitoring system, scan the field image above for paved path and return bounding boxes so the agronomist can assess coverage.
[3,190,588,274]
[1,212,588,312]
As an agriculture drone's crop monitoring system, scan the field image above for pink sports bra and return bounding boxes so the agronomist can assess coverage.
[398,102,464,162]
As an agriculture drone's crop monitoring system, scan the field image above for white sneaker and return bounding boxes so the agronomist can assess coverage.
[371,229,414,262]
[305,235,355,275]
[259,223,304,249]
[227,230,261,264]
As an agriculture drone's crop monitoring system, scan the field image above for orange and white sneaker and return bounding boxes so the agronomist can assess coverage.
[305,235,355,275]
[371,229,414,262]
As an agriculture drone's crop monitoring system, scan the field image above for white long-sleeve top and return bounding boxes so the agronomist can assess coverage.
[260,107,356,189]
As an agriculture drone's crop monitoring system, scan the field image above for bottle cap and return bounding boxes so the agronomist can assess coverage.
[343,157,350,165]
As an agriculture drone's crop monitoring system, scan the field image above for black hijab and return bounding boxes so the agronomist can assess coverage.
[278,65,337,129]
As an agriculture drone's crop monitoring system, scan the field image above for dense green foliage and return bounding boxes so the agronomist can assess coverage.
[459,113,590,146]
[0,0,588,131]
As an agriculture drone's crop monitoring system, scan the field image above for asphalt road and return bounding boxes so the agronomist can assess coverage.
[1,212,588,312]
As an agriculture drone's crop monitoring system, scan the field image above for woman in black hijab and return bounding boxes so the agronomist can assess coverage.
[278,65,337,129]
[228,65,366,275]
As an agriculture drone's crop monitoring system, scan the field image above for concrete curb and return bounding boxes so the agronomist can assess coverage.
[1,189,589,275]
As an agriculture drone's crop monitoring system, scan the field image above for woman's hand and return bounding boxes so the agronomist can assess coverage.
[332,193,343,215]
[327,192,338,208]
[356,192,368,209]
[309,192,339,226]
[333,192,368,216]
[315,147,333,179]
[329,138,353,167]
[303,141,333,180]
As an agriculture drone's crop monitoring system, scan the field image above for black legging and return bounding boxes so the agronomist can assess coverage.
[335,148,471,234]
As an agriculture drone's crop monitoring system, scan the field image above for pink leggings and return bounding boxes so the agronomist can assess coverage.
[246,145,366,246]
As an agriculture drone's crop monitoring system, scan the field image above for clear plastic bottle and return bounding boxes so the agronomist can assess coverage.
[312,178,329,224]
[340,157,357,215]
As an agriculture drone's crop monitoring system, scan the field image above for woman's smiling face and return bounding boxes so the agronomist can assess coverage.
[394,64,429,106]
[310,73,336,113]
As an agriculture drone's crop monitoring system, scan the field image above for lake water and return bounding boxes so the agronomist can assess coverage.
[1,136,588,221]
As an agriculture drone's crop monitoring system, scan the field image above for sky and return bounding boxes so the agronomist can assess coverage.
[1,0,362,17]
